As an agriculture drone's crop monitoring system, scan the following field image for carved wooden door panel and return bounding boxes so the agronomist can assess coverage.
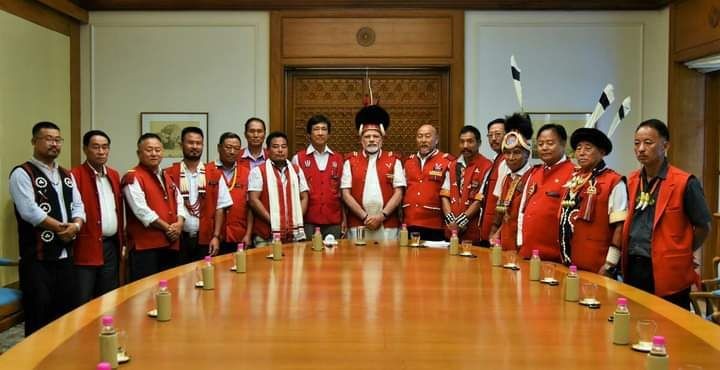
[286,68,450,157]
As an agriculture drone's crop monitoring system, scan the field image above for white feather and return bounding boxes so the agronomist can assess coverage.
[584,84,615,128]
[607,97,631,138]
[511,55,523,110]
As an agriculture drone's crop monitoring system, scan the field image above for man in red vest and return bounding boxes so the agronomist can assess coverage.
[558,127,627,274]
[490,114,534,251]
[479,118,506,246]
[341,105,406,242]
[292,114,345,239]
[122,133,186,281]
[71,130,123,304]
[165,127,232,262]
[249,132,309,244]
[208,132,254,250]
[403,124,453,241]
[517,124,575,261]
[440,126,491,242]
[622,119,710,309]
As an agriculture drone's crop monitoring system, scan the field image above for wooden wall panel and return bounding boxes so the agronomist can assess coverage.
[668,63,706,182]
[672,0,720,54]
[281,17,453,58]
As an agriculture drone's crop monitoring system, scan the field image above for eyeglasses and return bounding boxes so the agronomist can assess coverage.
[40,136,64,144]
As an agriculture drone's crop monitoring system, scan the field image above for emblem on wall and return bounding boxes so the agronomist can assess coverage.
[356,27,376,47]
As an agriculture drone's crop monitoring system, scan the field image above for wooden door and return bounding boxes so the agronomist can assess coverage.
[285,68,450,156]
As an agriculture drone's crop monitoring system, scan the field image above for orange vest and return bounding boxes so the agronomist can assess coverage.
[346,151,401,229]
[480,155,504,242]
[498,170,532,251]
[122,165,179,251]
[297,149,344,225]
[443,155,493,240]
[165,162,221,245]
[402,150,454,230]
[518,160,575,261]
[207,161,251,243]
[253,164,303,242]
[622,165,694,297]
[563,169,623,273]
[71,162,124,266]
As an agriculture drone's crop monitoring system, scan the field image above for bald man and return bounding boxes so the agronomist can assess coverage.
[402,124,454,241]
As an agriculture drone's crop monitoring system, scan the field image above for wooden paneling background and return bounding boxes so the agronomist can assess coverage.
[271,9,464,154]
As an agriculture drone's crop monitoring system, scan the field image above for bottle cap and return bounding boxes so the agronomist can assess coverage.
[451,229,457,236]
[652,336,665,346]
[315,227,321,232]
[617,297,628,306]
[158,279,168,288]
[101,315,113,326]
[273,232,281,240]
[237,242,245,251]
[204,256,212,263]
[402,223,407,228]
[532,249,539,257]
[97,363,112,370]
[569,265,577,273]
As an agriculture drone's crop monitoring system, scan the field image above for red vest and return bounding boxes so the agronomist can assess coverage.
[296,149,343,225]
[122,165,180,251]
[498,169,532,251]
[518,160,575,261]
[480,155,504,242]
[443,155,493,240]
[346,151,401,229]
[403,150,454,230]
[253,164,303,242]
[563,169,623,273]
[622,165,694,297]
[208,161,251,243]
[71,163,124,266]
[165,162,221,245]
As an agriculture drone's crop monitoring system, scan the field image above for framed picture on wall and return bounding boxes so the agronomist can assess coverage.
[528,112,590,160]
[140,112,209,168]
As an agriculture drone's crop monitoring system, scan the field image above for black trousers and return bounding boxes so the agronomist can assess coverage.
[625,255,691,310]
[407,225,446,242]
[75,238,119,305]
[129,248,179,282]
[19,257,75,336]
[180,233,207,264]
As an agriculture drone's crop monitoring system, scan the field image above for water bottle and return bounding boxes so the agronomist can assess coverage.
[201,256,215,290]
[613,297,631,345]
[98,315,118,368]
[155,279,171,321]
[645,336,669,370]
[235,243,246,273]
[529,249,541,281]
[272,232,283,261]
[312,227,323,251]
[564,265,579,302]
[399,224,409,247]
[449,229,459,255]
[491,239,502,266]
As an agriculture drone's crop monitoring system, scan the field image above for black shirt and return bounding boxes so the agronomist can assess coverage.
[628,160,711,257]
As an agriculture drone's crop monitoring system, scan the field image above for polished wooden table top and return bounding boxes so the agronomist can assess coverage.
[2,242,719,369]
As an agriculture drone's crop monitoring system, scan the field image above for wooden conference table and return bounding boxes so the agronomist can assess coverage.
[1,241,719,369]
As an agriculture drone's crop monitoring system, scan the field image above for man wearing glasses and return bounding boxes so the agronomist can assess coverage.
[479,118,506,246]
[9,121,86,336]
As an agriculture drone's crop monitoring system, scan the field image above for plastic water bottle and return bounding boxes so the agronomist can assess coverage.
[272,232,283,261]
[399,224,409,247]
[312,227,323,251]
[529,249,541,281]
[645,336,669,370]
[564,265,579,302]
[235,243,246,273]
[449,229,459,255]
[613,297,630,345]
[201,256,215,290]
[491,239,502,266]
[98,315,118,368]
[155,279,171,321]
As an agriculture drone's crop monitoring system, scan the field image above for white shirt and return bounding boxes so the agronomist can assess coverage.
[291,144,335,171]
[123,167,187,227]
[9,158,86,259]
[181,164,234,234]
[248,162,310,193]
[76,164,118,237]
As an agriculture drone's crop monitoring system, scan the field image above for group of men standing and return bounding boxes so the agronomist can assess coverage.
[9,104,711,336]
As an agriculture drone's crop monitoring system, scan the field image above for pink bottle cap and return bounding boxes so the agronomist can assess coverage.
[569,265,577,273]
[204,256,212,262]
[451,229,458,236]
[158,279,168,288]
[315,227,321,232]
[273,232,281,239]
[101,315,113,326]
[617,297,628,306]
[532,249,539,257]
[402,223,407,228]
[652,336,665,346]
[97,363,112,370]
[237,242,245,251]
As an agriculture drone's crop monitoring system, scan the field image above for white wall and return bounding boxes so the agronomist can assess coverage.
[465,10,669,175]
[81,11,269,172]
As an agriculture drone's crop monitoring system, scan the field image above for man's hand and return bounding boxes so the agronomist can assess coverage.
[56,223,77,242]
[455,213,470,231]
[166,221,182,241]
[365,214,384,230]
[208,236,220,256]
